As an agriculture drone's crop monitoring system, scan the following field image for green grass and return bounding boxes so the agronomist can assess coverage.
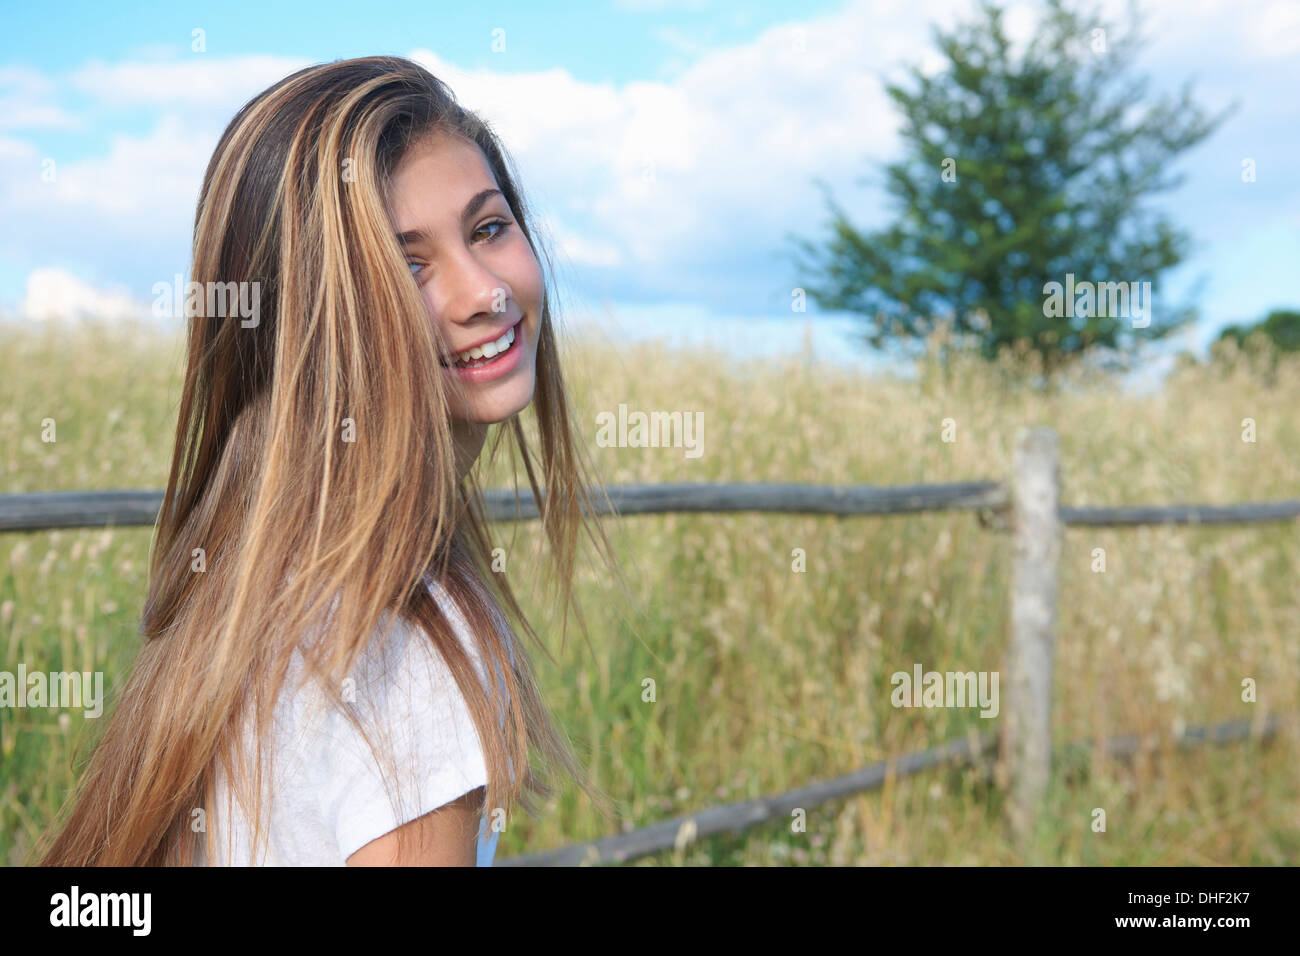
[2,316,1297,865]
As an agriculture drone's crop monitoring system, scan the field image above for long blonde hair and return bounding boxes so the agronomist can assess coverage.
[37,55,625,865]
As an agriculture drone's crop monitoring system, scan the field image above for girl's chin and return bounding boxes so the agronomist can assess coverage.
[454,391,536,425]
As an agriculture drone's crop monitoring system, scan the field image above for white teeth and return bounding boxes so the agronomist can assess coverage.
[452,325,515,367]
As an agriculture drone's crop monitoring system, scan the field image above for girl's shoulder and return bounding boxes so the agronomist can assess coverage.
[292,575,492,730]
[204,576,497,865]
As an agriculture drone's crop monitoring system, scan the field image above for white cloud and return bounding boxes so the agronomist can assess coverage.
[422,0,1295,306]
[0,136,38,161]
[1,0,1294,322]
[554,231,624,268]
[1100,0,1300,65]
[20,267,146,321]
[1237,0,1300,59]
[407,0,974,291]
[0,65,80,130]
[4,115,206,217]
[69,54,311,107]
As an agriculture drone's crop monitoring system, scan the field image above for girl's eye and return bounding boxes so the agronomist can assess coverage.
[408,220,511,278]
[474,219,511,243]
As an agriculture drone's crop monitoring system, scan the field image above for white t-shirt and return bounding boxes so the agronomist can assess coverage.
[199,576,510,866]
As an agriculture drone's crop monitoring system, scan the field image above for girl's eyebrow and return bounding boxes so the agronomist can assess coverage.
[396,187,504,247]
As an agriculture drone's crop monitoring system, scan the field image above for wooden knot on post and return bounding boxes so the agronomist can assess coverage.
[996,426,1062,846]
[976,503,1012,532]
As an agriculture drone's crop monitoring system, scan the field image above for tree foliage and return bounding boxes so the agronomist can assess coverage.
[791,0,1232,377]
[1215,309,1300,354]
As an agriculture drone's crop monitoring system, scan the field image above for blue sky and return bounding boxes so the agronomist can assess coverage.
[2,0,1297,376]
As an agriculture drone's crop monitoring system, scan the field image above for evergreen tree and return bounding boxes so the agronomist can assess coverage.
[791,0,1231,378]
[1216,309,1300,354]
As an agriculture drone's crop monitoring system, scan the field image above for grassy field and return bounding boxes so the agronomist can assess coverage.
[2,316,1297,866]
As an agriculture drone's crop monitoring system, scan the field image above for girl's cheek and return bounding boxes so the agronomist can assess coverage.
[514,247,545,305]
[423,288,449,327]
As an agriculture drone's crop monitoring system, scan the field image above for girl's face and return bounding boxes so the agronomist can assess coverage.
[387,132,544,425]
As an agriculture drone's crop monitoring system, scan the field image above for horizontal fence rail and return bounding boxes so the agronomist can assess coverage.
[0,483,1008,530]
[4,429,1295,861]
[0,490,166,532]
[3,485,1299,533]
[500,732,999,867]
[499,713,1288,866]
[1059,500,1300,526]
[571,481,1011,518]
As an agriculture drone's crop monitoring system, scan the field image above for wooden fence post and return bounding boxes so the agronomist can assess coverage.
[999,426,1062,842]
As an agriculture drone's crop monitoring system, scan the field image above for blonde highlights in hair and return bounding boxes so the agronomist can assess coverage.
[37,55,625,866]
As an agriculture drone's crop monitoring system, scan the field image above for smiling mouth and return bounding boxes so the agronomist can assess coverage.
[439,318,522,368]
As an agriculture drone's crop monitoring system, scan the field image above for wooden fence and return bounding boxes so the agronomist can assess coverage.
[2,426,1297,863]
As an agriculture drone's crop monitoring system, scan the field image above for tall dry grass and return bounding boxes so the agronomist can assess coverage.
[1,316,1296,865]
